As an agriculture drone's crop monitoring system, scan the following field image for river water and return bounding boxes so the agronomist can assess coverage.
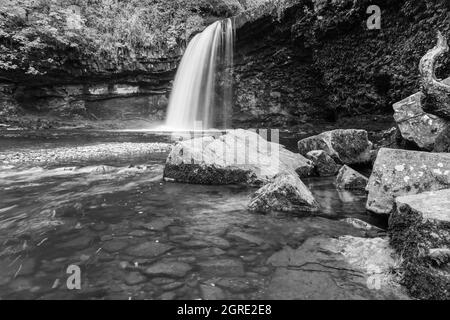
[0,131,396,300]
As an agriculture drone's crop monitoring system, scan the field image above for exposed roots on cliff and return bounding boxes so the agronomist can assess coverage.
[419,31,450,120]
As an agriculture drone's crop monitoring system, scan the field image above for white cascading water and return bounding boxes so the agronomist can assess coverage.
[164,18,234,130]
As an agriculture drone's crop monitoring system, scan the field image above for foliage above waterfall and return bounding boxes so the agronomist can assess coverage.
[0,0,253,78]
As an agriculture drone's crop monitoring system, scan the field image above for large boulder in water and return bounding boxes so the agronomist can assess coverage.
[393,91,448,151]
[366,148,450,215]
[163,129,314,186]
[297,129,373,165]
[335,165,368,190]
[306,150,341,176]
[389,189,450,300]
[248,173,319,214]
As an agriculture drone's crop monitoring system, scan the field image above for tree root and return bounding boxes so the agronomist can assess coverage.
[419,31,450,120]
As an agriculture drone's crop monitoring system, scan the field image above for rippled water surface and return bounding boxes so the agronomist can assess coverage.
[0,132,388,300]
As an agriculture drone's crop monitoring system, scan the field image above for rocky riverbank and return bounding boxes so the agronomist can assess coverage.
[162,119,449,299]
[0,142,171,168]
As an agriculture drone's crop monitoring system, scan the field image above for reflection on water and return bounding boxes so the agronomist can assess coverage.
[0,137,387,300]
[303,177,385,228]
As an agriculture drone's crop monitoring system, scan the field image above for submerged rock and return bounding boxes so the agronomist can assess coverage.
[125,242,173,258]
[389,189,450,300]
[393,92,448,151]
[335,165,368,190]
[341,218,384,233]
[144,261,192,278]
[197,259,245,277]
[59,236,94,250]
[102,239,129,253]
[366,148,450,215]
[141,218,174,231]
[200,284,226,300]
[214,277,257,293]
[163,129,314,186]
[203,236,231,249]
[297,129,373,165]
[306,150,341,176]
[124,272,147,285]
[265,236,407,299]
[247,174,319,214]
[227,231,265,245]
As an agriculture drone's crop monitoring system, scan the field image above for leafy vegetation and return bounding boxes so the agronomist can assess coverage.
[292,0,450,116]
[0,0,249,77]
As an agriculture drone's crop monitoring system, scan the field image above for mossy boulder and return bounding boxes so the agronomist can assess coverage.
[389,189,450,300]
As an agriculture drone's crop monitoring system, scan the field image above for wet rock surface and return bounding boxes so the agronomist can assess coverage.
[393,91,448,151]
[335,165,368,190]
[200,284,226,300]
[227,231,265,246]
[144,261,193,278]
[366,148,450,215]
[306,150,341,177]
[389,189,450,300]
[298,129,373,165]
[124,272,147,286]
[142,218,174,231]
[265,236,407,300]
[164,129,314,186]
[395,189,450,223]
[248,173,319,214]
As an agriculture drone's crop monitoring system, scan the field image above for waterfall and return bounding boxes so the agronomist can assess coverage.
[164,19,234,131]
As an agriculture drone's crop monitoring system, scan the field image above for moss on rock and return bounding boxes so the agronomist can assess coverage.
[388,191,450,300]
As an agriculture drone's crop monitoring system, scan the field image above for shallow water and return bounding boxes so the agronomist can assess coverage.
[0,133,390,300]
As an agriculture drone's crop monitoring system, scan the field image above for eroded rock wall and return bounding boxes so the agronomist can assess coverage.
[232,0,450,127]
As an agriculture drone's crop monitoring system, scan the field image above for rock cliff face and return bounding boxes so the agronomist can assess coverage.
[0,19,180,122]
[1,0,450,127]
[232,0,450,127]
[0,0,254,124]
